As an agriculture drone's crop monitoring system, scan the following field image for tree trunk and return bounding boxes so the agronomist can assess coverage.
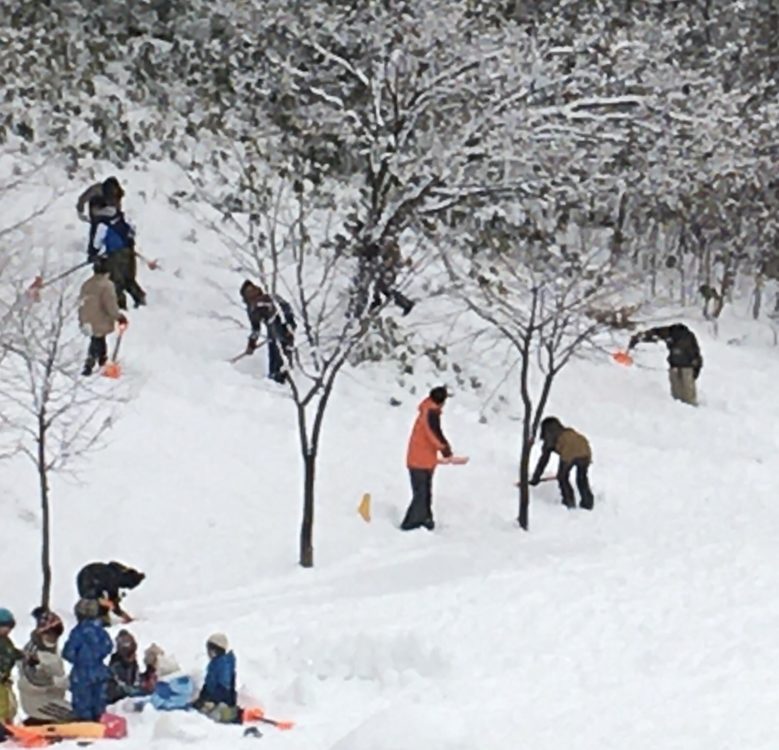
[517,438,532,531]
[38,415,52,610]
[299,452,316,568]
[752,275,763,320]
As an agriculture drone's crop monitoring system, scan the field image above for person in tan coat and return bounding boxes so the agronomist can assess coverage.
[530,416,594,510]
[78,258,127,376]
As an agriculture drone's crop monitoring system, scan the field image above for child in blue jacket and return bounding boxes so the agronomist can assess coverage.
[192,634,239,723]
[62,599,113,721]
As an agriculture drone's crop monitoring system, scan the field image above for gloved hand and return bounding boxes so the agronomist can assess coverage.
[528,476,541,487]
[441,444,452,459]
[117,314,128,331]
[245,336,258,355]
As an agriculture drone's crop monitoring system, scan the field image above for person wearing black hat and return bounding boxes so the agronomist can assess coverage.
[401,386,452,531]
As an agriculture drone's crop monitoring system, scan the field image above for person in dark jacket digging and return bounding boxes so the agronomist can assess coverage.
[530,417,594,510]
[628,323,702,406]
[401,386,453,531]
[239,280,296,384]
[76,561,145,625]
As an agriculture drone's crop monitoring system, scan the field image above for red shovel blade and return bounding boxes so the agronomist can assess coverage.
[102,362,122,379]
[26,276,44,302]
[612,350,633,366]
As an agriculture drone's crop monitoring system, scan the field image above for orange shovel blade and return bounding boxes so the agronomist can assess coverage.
[243,707,264,723]
[102,362,122,379]
[612,351,633,366]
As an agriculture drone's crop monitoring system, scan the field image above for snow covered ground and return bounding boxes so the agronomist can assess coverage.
[3,163,779,749]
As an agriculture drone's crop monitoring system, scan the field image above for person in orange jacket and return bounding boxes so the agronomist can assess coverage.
[400,386,452,531]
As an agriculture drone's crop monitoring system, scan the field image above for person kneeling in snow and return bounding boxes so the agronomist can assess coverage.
[63,599,113,721]
[192,634,240,724]
[18,608,73,725]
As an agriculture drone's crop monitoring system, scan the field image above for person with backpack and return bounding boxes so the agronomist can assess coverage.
[77,177,125,258]
[78,258,128,376]
[239,280,296,383]
[400,386,453,531]
[628,323,702,405]
[91,204,146,310]
[530,417,594,510]
[18,608,73,725]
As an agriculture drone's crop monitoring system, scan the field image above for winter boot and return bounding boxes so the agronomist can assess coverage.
[82,358,96,376]
[393,291,415,316]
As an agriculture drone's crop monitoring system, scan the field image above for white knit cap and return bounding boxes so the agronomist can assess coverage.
[207,633,229,651]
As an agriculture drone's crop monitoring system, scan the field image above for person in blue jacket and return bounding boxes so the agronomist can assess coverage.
[62,599,113,721]
[192,633,239,723]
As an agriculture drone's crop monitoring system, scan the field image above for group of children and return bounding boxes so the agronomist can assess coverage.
[0,603,240,728]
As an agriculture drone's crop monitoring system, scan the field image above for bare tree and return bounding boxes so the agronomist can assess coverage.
[442,225,628,530]
[0,282,117,608]
[212,171,423,568]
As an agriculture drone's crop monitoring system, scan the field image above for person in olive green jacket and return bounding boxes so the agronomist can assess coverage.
[0,607,22,723]
[530,417,594,510]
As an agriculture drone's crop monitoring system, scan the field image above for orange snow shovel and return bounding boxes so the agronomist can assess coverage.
[242,707,294,730]
[612,350,634,366]
[136,251,161,271]
[102,322,127,379]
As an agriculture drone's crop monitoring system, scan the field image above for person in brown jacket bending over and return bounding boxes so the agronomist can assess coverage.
[78,258,127,376]
[530,417,594,510]
[401,386,452,531]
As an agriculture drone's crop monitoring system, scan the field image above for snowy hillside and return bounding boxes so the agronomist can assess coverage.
[3,163,779,750]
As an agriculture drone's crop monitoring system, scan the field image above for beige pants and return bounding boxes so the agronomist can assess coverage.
[669,367,697,405]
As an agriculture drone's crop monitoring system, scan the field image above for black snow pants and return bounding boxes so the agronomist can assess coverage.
[83,336,108,374]
[557,458,594,510]
[401,468,434,530]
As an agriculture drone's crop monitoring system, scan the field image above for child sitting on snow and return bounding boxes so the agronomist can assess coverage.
[18,608,73,725]
[0,608,23,723]
[62,599,113,721]
[106,630,139,704]
[192,633,240,724]
[106,630,158,704]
